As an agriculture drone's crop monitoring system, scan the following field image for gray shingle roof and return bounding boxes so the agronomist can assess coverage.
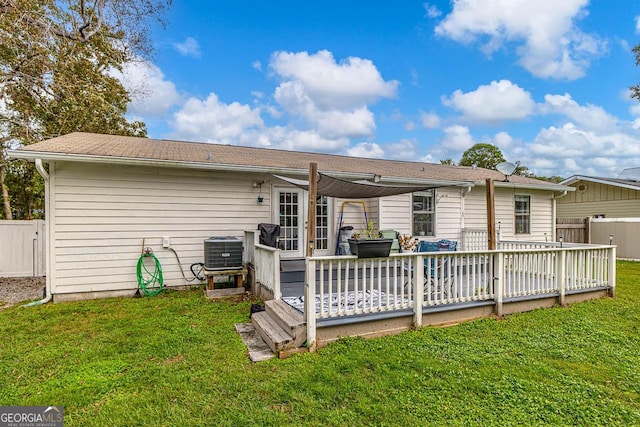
[11,132,569,190]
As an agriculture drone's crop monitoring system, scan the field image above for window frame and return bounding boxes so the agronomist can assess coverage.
[514,195,531,235]
[412,190,436,237]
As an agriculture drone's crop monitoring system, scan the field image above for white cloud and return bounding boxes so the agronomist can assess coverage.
[424,3,442,18]
[443,80,535,123]
[347,142,385,159]
[635,16,640,33]
[252,60,262,71]
[410,68,419,86]
[386,139,417,160]
[275,129,350,153]
[435,0,606,80]
[420,111,441,129]
[111,60,181,117]
[270,50,398,110]
[404,121,416,131]
[420,153,435,163]
[441,125,476,151]
[630,104,640,117]
[493,131,513,149]
[173,37,201,58]
[539,93,617,131]
[515,122,640,177]
[269,50,397,140]
[171,93,263,143]
[274,80,376,138]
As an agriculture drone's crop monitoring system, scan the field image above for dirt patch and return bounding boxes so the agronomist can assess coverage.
[0,277,45,309]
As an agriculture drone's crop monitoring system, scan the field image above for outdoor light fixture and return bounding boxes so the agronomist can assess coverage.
[609,234,613,245]
[559,236,563,248]
[254,180,265,203]
[372,174,381,183]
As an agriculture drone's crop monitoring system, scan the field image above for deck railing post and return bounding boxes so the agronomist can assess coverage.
[608,246,616,297]
[305,258,317,351]
[494,252,504,317]
[557,249,566,306]
[413,253,424,328]
[273,248,281,299]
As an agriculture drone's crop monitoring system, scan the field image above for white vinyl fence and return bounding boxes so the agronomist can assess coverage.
[590,218,640,259]
[0,220,46,277]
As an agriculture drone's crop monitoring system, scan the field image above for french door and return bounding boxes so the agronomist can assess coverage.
[274,188,332,258]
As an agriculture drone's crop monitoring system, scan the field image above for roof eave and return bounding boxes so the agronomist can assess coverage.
[561,175,640,191]
[491,180,575,192]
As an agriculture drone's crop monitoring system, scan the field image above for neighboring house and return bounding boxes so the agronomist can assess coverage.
[557,169,640,218]
[557,169,640,257]
[9,132,573,301]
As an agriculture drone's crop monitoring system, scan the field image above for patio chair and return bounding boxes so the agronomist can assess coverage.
[404,240,457,299]
[380,229,400,254]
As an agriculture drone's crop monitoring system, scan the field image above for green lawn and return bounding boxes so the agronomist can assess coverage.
[1,262,639,426]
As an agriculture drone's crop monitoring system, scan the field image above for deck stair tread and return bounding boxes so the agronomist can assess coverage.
[252,311,295,354]
[265,299,306,347]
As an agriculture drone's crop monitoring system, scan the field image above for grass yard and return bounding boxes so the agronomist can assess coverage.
[1,262,639,426]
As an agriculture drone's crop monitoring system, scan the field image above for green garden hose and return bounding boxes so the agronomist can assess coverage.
[136,251,163,296]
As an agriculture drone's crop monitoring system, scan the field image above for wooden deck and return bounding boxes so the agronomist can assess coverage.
[252,243,616,351]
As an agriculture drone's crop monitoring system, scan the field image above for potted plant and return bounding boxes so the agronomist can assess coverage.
[348,220,393,258]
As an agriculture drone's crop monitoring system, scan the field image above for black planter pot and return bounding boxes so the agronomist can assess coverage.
[348,238,393,258]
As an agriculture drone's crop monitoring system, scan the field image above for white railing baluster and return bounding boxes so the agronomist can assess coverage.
[300,244,614,321]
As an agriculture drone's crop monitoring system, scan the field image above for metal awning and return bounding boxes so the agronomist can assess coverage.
[273,173,455,199]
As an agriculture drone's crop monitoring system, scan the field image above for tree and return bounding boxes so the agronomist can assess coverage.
[459,143,506,170]
[440,158,456,166]
[631,43,640,102]
[0,0,171,219]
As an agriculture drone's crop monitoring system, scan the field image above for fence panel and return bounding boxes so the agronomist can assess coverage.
[0,220,45,277]
[591,218,640,259]
[556,217,588,243]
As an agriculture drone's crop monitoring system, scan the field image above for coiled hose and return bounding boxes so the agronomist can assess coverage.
[136,251,163,296]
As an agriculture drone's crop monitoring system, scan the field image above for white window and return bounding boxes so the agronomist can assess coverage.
[412,190,435,236]
[515,195,530,234]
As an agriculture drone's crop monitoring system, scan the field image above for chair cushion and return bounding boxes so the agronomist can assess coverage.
[417,241,440,252]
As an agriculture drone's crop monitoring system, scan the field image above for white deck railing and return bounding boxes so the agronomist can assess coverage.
[462,228,488,251]
[254,243,281,299]
[304,244,616,348]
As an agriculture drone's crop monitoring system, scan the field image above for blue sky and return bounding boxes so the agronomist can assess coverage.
[116,0,640,178]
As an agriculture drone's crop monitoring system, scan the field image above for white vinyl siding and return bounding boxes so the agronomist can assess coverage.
[460,186,553,241]
[51,162,272,294]
[378,194,412,235]
[434,188,463,240]
[333,198,373,238]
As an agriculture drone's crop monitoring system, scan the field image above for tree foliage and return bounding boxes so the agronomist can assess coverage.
[440,143,559,181]
[0,0,171,219]
[631,43,640,102]
[459,143,506,170]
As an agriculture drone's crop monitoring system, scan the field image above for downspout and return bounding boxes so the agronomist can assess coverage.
[551,191,568,243]
[460,186,472,247]
[24,159,52,307]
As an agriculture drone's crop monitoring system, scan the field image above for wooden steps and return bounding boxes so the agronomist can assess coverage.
[251,299,306,358]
